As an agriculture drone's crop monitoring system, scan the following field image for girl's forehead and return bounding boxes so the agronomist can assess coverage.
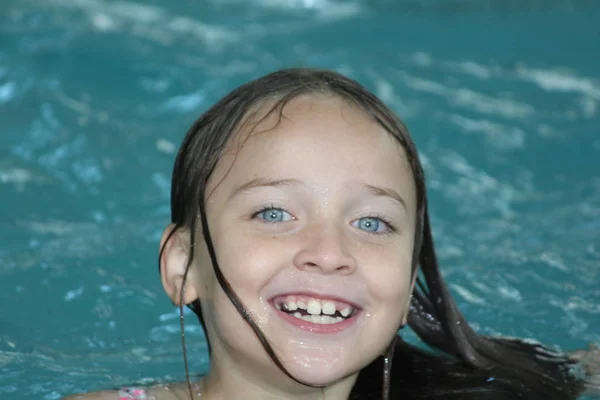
[228,95,395,148]
[207,95,415,202]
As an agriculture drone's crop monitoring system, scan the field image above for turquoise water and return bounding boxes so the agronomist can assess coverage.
[1,1,599,398]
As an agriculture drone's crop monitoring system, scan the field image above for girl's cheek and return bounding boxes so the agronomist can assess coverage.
[364,252,412,299]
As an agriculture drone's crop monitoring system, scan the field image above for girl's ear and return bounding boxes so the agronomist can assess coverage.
[159,224,200,306]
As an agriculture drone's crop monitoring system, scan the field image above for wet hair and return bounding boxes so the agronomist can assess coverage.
[160,68,587,399]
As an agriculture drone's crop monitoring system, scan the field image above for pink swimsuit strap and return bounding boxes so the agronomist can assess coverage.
[118,387,147,399]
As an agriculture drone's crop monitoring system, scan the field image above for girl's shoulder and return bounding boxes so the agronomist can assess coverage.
[62,390,118,400]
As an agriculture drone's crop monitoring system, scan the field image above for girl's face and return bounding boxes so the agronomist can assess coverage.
[183,95,417,391]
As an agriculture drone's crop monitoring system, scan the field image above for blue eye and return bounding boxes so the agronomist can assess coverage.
[255,208,293,223]
[353,217,391,234]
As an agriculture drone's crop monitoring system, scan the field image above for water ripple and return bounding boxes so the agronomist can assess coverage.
[1,1,599,397]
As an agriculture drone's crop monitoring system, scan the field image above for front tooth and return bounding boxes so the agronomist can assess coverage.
[307,299,321,315]
[296,300,306,310]
[340,307,351,317]
[293,312,302,318]
[310,314,321,323]
[321,301,335,315]
[320,315,333,324]
[286,301,298,311]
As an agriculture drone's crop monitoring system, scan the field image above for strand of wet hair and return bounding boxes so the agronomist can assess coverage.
[181,217,202,399]
[382,334,398,400]
[179,292,194,398]
[197,198,323,389]
[157,223,197,399]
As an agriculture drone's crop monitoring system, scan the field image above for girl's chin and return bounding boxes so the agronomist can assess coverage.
[282,363,359,388]
[272,343,366,387]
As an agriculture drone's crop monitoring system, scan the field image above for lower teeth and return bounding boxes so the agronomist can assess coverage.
[292,312,344,324]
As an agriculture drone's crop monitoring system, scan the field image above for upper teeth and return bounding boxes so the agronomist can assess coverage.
[279,297,353,318]
[307,299,322,315]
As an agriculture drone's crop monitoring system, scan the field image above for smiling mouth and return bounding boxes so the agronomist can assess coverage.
[273,295,358,325]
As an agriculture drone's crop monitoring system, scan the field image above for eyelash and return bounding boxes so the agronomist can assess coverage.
[362,213,397,235]
[250,204,287,218]
[250,206,397,235]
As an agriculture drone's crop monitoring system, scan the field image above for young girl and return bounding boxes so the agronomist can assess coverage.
[66,68,600,400]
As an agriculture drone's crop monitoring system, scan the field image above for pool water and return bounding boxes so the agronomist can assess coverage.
[1,1,599,398]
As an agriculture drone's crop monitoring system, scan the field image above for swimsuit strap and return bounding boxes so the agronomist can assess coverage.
[118,387,147,399]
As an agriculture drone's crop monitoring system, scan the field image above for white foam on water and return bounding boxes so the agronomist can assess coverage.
[401,74,449,95]
[411,51,432,67]
[453,88,534,119]
[0,82,17,103]
[400,73,534,119]
[25,220,98,236]
[368,70,419,118]
[211,0,363,21]
[159,89,206,113]
[446,60,494,80]
[90,12,117,31]
[155,139,176,154]
[448,114,525,150]
[517,66,600,99]
[64,286,84,302]
[536,123,564,138]
[44,0,239,49]
[550,297,600,314]
[439,151,518,218]
[496,285,523,302]
[0,168,35,185]
[407,52,599,120]
[450,284,486,305]
[539,252,568,272]
[409,51,599,100]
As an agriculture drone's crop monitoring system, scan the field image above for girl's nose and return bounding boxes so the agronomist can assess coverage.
[292,225,357,275]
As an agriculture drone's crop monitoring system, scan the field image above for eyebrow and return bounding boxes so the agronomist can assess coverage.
[228,177,302,201]
[229,177,407,210]
[363,184,408,210]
